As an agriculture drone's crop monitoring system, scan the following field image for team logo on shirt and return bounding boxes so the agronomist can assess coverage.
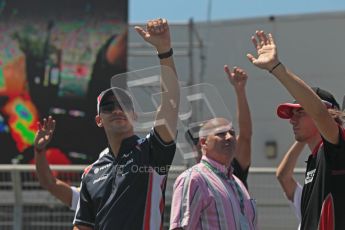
[93,163,112,174]
[305,169,316,184]
[93,174,109,184]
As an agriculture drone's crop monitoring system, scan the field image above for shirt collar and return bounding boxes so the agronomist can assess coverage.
[108,135,140,159]
[201,155,233,177]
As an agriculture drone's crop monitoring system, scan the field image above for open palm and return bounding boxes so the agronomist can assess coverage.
[247,31,278,70]
[34,116,56,152]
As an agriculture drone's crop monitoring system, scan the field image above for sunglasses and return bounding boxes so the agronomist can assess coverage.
[100,101,133,113]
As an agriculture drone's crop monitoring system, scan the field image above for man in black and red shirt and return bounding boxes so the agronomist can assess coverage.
[71,18,180,230]
[247,30,345,229]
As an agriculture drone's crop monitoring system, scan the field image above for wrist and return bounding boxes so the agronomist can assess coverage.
[34,147,46,154]
[157,48,173,59]
[268,61,282,73]
[234,87,246,94]
[156,46,172,54]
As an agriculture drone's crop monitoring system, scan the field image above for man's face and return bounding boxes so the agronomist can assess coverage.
[97,95,135,133]
[289,108,319,142]
[202,119,236,158]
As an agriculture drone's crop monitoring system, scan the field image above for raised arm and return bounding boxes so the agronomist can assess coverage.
[34,116,74,208]
[276,141,305,201]
[135,18,179,143]
[105,29,127,65]
[224,66,252,170]
[247,30,339,144]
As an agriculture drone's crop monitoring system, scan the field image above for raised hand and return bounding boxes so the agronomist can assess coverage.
[34,116,56,153]
[247,30,279,71]
[134,18,171,53]
[224,65,248,90]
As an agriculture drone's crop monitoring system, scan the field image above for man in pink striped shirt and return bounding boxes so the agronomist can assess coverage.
[170,116,258,230]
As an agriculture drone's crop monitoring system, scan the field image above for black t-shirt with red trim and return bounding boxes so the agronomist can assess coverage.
[73,129,176,230]
[301,127,345,230]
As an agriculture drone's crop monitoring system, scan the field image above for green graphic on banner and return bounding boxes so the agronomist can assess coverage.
[0,68,4,89]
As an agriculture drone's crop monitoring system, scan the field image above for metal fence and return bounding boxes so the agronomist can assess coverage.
[0,165,305,230]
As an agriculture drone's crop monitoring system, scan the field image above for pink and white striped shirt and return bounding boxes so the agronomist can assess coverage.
[170,156,258,230]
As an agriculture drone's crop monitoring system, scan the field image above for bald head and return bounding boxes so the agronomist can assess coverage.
[199,118,233,138]
[199,117,236,166]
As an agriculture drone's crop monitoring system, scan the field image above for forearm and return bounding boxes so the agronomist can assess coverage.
[276,141,304,201]
[234,88,252,169]
[155,49,180,142]
[235,88,252,140]
[35,150,56,189]
[277,141,304,179]
[272,64,327,117]
[105,31,127,65]
[35,150,73,207]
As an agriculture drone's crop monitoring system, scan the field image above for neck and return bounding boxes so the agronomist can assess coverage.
[106,131,134,157]
[306,134,322,152]
[205,153,232,168]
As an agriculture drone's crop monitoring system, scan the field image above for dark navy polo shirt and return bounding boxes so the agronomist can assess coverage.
[73,129,176,229]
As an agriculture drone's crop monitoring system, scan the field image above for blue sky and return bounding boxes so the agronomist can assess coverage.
[129,0,345,23]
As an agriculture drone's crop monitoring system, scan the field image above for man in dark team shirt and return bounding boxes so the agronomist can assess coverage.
[71,18,180,230]
[247,30,345,229]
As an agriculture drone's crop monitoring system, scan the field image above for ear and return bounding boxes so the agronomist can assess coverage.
[199,137,207,153]
[95,115,103,127]
[199,137,206,146]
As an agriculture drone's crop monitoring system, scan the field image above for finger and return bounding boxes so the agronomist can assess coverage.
[51,119,56,132]
[268,33,275,45]
[162,18,167,25]
[47,116,52,124]
[46,116,52,130]
[251,36,260,50]
[153,19,164,34]
[266,33,271,45]
[260,30,270,46]
[246,53,256,63]
[42,118,47,129]
[235,67,243,75]
[152,20,158,33]
[158,18,163,27]
[162,18,168,30]
[260,30,269,45]
[156,23,163,33]
[147,20,153,30]
[224,65,231,76]
[134,26,148,39]
[37,121,42,131]
[256,30,264,47]
[234,66,239,76]
[47,116,55,130]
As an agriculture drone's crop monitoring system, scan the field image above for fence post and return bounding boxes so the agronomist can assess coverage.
[12,168,23,230]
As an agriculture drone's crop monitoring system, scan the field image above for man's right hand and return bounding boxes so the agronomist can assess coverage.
[247,30,280,71]
[134,18,171,54]
[224,65,248,91]
[34,116,56,153]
